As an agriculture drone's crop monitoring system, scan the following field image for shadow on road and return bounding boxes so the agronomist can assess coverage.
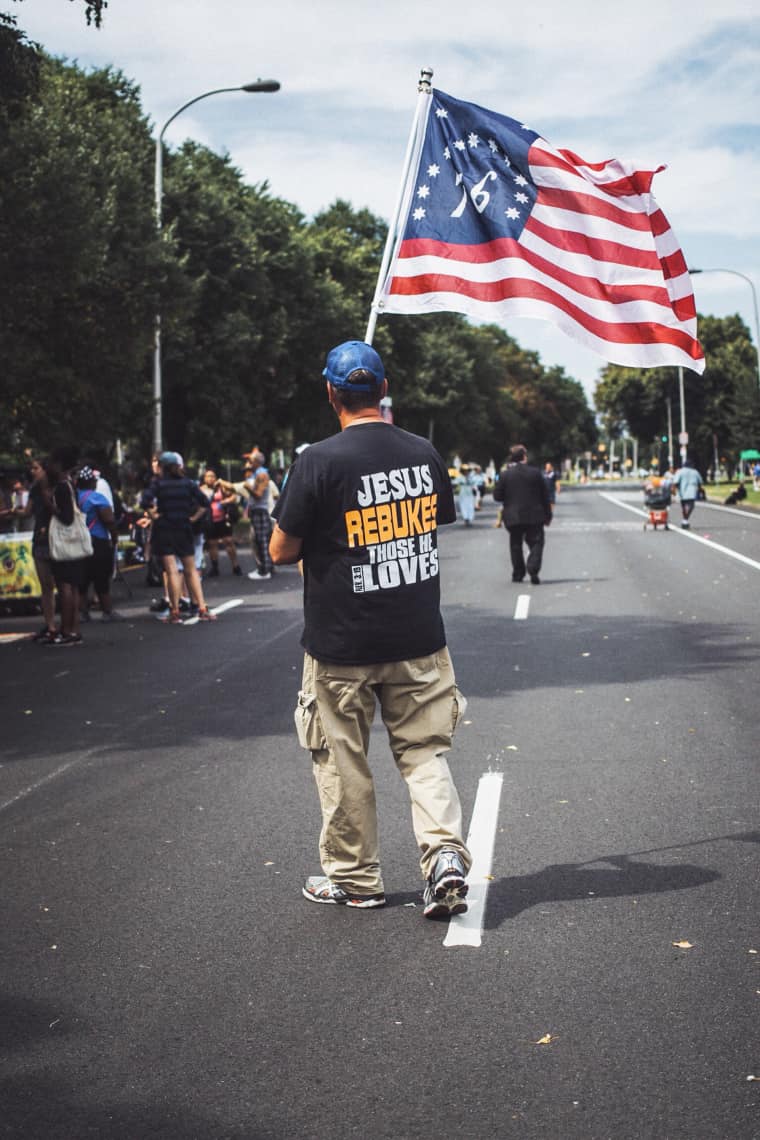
[484,852,721,928]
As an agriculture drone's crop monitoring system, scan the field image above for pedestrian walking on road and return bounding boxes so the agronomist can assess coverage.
[270,339,471,917]
[454,464,477,526]
[543,461,561,505]
[673,460,703,529]
[493,444,553,584]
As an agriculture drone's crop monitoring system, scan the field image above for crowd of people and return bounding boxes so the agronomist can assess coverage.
[1,444,286,644]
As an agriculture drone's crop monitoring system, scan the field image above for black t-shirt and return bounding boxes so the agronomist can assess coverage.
[144,476,207,527]
[273,423,456,665]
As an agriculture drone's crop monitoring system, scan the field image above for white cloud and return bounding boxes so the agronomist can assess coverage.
[12,0,760,392]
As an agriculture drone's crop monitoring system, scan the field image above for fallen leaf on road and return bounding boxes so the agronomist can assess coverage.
[264,861,275,866]
[672,940,693,949]
[581,652,590,657]
[506,745,519,751]
[534,1034,557,1045]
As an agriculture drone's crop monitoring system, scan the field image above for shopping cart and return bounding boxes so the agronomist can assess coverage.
[643,478,671,530]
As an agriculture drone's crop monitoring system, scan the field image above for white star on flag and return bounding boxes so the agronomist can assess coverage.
[417,185,430,199]
[427,163,440,177]
[467,132,480,148]
[412,207,426,220]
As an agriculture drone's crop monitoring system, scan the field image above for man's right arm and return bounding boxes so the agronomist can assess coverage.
[270,523,303,565]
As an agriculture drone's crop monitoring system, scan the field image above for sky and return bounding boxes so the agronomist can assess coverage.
[11,0,760,401]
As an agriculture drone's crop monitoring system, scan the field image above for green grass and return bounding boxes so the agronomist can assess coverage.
[703,481,760,508]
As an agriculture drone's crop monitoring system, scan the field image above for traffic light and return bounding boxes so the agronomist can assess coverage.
[661,435,668,442]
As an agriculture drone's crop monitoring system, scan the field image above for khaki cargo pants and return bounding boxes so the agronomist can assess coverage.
[295,648,471,895]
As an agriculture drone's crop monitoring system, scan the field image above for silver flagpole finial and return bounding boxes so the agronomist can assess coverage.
[419,67,433,93]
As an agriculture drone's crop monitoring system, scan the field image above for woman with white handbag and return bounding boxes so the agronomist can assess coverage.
[46,446,92,647]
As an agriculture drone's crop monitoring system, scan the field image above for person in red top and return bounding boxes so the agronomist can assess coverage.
[200,469,242,577]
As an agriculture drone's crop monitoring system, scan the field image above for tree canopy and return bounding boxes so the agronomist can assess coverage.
[594,314,760,473]
[0,21,598,474]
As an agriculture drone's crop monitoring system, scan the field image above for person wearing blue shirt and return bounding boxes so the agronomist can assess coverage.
[673,460,703,529]
[77,466,123,621]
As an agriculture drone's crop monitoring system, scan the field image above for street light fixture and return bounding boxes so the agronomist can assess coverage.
[152,79,280,455]
[688,266,760,389]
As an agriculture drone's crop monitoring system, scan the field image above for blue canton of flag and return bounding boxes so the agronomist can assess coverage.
[406,95,539,245]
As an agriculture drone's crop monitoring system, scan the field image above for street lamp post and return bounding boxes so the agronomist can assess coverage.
[152,79,280,455]
[688,266,760,389]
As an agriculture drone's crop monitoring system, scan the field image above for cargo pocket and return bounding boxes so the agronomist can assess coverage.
[451,686,468,735]
[294,690,326,751]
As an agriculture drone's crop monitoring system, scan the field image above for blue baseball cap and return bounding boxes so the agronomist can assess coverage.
[322,341,385,391]
[158,450,181,467]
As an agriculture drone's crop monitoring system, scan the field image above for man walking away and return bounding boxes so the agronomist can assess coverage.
[673,460,703,529]
[269,340,471,918]
[493,444,552,584]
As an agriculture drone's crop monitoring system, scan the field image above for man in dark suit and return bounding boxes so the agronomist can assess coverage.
[492,444,553,584]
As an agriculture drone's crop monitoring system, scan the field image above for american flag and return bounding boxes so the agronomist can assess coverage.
[377,89,705,374]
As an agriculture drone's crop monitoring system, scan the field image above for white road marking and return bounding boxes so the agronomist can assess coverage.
[183,597,244,625]
[210,598,244,615]
[0,759,82,813]
[514,594,531,620]
[444,770,503,949]
[598,492,760,573]
[700,501,760,522]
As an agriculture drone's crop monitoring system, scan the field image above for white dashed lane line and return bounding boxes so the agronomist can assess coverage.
[514,594,531,620]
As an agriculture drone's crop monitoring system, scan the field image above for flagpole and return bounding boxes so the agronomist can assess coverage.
[364,67,433,345]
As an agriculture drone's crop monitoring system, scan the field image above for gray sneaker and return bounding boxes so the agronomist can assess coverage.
[423,849,469,919]
[302,875,385,908]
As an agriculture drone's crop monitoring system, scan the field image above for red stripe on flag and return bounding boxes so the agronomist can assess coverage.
[535,186,654,233]
[532,146,662,196]
[386,270,704,360]
[394,237,676,310]
[525,216,662,272]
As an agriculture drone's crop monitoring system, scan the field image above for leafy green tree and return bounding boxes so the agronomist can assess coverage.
[0,51,163,454]
[594,314,760,473]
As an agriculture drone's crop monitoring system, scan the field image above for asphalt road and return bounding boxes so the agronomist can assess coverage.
[2,485,759,1140]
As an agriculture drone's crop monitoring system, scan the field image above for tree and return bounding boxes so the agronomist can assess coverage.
[594,314,760,473]
[6,1,108,28]
[0,53,163,454]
